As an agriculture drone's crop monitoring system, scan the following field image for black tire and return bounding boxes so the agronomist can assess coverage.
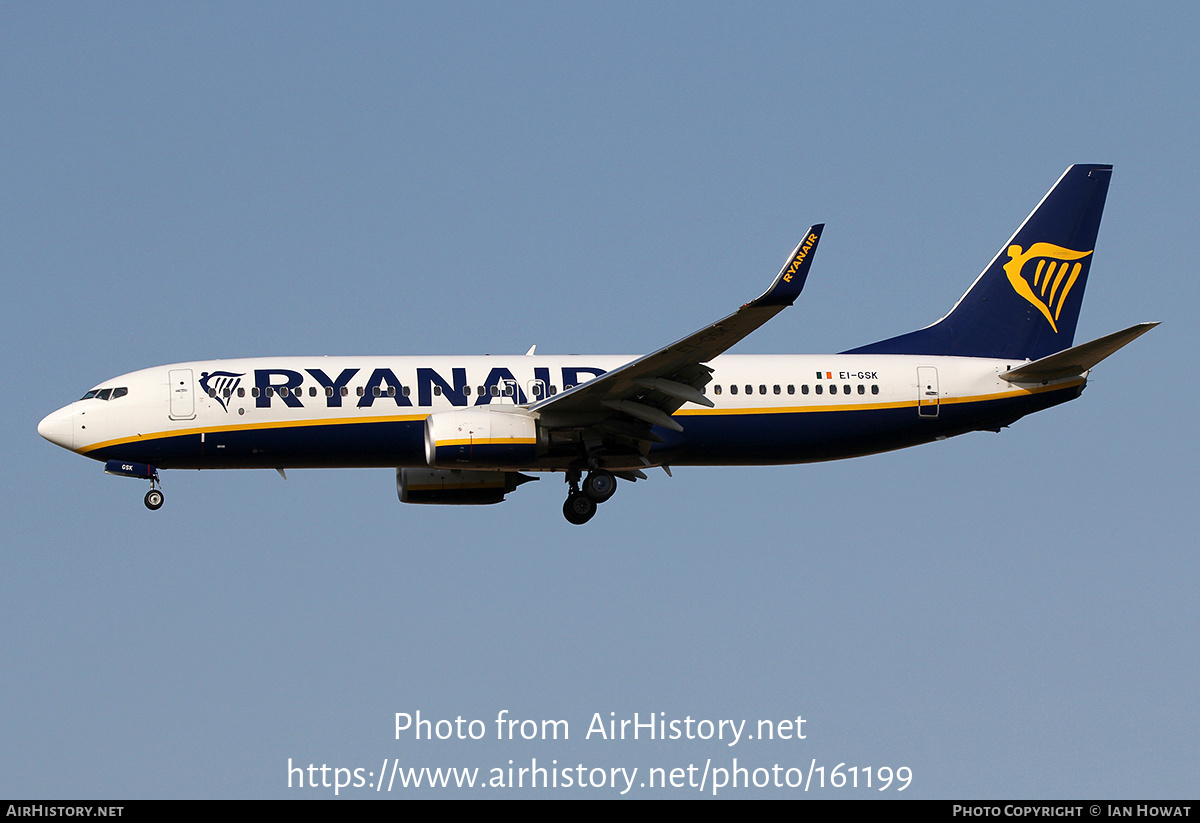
[144,489,164,511]
[583,470,617,503]
[563,492,597,525]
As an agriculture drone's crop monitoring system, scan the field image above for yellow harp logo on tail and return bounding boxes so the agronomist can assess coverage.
[1002,243,1092,333]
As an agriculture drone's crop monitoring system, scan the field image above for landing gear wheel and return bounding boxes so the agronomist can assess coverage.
[583,469,617,503]
[563,492,597,525]
[144,489,164,511]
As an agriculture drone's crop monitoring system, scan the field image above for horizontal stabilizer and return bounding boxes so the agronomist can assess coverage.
[1000,322,1158,383]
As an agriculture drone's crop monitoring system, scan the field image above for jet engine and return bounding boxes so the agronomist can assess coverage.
[423,408,543,469]
[397,468,537,505]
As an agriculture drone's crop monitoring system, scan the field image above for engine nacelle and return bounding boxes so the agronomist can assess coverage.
[424,408,541,469]
[397,468,537,505]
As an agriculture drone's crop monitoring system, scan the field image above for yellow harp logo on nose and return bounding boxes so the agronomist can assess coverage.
[1003,243,1092,333]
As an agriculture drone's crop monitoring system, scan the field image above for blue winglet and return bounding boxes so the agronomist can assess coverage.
[755,224,824,307]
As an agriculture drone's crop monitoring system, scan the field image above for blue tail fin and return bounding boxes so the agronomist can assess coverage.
[845,164,1112,361]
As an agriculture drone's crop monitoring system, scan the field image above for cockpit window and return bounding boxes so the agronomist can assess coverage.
[80,386,129,401]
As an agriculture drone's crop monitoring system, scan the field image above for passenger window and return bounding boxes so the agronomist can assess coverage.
[265,387,275,398]
[829,385,837,395]
[745,385,752,395]
[843,384,850,394]
[759,385,766,394]
[402,386,411,397]
[464,386,472,396]
[310,387,317,397]
[714,385,722,395]
[815,385,822,395]
[549,386,558,396]
[325,387,333,397]
[252,387,260,398]
[871,385,879,395]
[207,388,217,398]
[341,387,348,397]
[490,386,499,397]
[237,388,245,398]
[279,387,289,398]
[222,388,231,399]
[373,386,381,397]
[788,385,795,395]
[730,385,738,395]
[357,387,364,397]
[773,385,781,395]
[387,386,396,397]
[858,385,865,395]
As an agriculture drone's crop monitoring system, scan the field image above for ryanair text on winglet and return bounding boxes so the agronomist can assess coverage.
[783,232,820,283]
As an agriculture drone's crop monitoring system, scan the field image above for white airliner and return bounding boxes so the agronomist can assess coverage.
[39,164,1155,523]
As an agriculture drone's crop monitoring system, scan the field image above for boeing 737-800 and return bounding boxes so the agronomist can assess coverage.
[38,164,1155,523]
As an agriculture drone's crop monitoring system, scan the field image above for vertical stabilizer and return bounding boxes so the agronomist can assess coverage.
[846,164,1112,360]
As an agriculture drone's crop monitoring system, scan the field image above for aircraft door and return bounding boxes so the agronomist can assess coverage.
[917,366,939,417]
[168,369,196,420]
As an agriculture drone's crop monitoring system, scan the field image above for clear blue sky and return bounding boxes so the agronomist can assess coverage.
[3,2,1196,798]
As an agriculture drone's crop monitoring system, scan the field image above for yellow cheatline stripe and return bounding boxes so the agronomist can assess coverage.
[436,438,537,446]
[674,379,1083,417]
[78,412,430,454]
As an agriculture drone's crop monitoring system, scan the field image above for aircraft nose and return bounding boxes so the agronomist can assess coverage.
[37,407,75,451]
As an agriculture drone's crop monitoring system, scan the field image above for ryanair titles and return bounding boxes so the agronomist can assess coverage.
[783,231,820,283]
[200,365,608,411]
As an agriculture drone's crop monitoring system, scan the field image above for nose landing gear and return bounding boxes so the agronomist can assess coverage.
[143,472,164,510]
[144,487,164,511]
[104,460,164,511]
[562,469,617,525]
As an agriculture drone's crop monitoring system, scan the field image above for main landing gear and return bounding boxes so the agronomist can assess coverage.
[562,469,617,525]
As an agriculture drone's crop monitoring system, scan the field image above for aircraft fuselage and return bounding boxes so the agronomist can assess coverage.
[39,353,1083,472]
